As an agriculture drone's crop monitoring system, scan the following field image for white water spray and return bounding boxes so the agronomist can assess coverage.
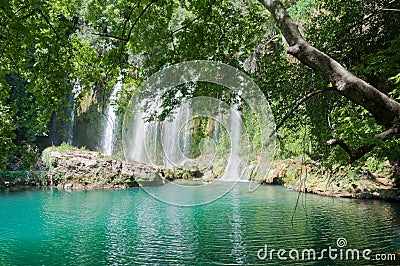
[162,102,192,168]
[101,77,121,156]
[221,106,243,181]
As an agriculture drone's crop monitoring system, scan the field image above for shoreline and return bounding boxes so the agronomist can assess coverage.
[1,148,399,201]
[2,173,399,202]
[259,159,400,201]
[1,181,399,203]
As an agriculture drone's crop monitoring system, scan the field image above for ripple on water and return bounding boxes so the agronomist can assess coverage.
[0,185,398,265]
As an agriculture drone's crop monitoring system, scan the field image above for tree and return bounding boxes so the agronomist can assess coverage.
[0,0,99,169]
[0,0,399,170]
[258,0,400,142]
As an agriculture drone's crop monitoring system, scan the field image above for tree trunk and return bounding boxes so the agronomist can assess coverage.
[258,0,400,140]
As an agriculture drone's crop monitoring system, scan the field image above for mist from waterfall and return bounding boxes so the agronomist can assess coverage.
[101,77,121,156]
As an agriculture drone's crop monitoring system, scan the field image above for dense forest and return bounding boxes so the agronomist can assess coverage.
[1,0,399,173]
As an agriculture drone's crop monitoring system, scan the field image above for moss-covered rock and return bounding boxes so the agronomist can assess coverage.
[259,159,400,201]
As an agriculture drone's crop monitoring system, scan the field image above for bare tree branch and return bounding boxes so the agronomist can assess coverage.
[14,5,31,17]
[91,32,126,41]
[37,9,60,40]
[374,124,400,140]
[326,139,376,162]
[270,88,333,137]
[126,0,159,43]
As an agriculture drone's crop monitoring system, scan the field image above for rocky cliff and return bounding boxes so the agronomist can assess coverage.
[39,147,165,189]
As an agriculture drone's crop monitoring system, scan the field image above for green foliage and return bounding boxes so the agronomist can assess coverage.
[301,0,400,166]
[46,142,86,153]
[309,0,400,90]
[0,0,399,172]
[0,0,100,169]
[0,102,16,170]
[259,0,400,168]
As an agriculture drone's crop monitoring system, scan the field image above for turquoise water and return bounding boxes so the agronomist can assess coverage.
[0,183,399,265]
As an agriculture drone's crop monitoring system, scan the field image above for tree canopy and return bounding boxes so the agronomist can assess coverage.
[0,0,399,170]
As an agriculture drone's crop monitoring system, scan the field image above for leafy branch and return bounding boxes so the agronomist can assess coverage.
[271,88,333,137]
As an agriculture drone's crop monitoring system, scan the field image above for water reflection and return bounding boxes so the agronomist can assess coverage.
[105,196,130,264]
[228,186,246,264]
[0,185,399,265]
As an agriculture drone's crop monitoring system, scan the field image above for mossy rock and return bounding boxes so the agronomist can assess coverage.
[136,172,164,187]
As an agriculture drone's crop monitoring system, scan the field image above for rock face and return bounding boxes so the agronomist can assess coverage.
[40,148,165,189]
[260,159,400,201]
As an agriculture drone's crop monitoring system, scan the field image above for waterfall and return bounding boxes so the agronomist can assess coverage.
[123,92,247,181]
[181,105,191,161]
[126,109,162,164]
[162,102,191,168]
[129,111,149,163]
[212,102,222,142]
[147,120,162,165]
[123,89,248,182]
[66,81,81,145]
[66,93,75,145]
[101,77,121,156]
[221,106,243,181]
[125,99,191,167]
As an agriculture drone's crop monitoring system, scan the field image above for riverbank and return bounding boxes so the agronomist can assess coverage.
[260,159,400,201]
[0,146,201,191]
[1,147,399,201]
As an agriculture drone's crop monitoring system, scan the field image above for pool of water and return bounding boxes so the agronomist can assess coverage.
[0,183,399,265]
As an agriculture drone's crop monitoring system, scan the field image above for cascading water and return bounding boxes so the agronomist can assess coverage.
[125,89,164,165]
[66,93,75,145]
[101,77,121,156]
[129,111,149,163]
[221,106,243,181]
[162,102,192,168]
[66,81,81,145]
[124,91,246,181]
[146,120,161,164]
[212,102,222,142]
[125,98,192,168]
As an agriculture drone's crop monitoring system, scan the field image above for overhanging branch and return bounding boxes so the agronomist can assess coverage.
[270,88,333,137]
[91,32,126,41]
[121,3,141,41]
[125,0,159,42]
[258,0,400,134]
[326,139,376,162]
[374,125,400,140]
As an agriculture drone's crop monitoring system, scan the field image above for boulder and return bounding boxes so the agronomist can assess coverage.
[39,148,164,189]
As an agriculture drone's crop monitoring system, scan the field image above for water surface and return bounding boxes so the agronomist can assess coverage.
[0,184,399,265]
